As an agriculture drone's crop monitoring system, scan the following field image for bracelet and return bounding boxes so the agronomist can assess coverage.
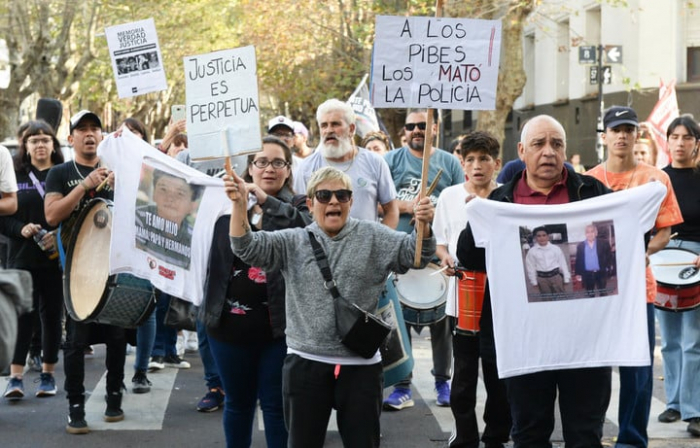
[81,181,90,192]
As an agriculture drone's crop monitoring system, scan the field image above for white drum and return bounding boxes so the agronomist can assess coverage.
[394,263,448,325]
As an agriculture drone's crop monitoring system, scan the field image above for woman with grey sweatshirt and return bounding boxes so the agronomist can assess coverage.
[224,166,436,448]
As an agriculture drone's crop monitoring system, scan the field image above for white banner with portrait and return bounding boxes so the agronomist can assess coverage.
[465,182,667,378]
[98,129,230,305]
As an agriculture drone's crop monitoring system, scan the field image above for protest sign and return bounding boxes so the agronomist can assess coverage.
[105,18,167,99]
[184,46,261,161]
[371,15,501,110]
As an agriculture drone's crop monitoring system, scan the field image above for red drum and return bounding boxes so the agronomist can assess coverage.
[455,270,487,335]
[650,248,700,312]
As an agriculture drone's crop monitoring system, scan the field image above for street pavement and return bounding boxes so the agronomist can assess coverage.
[1,327,699,447]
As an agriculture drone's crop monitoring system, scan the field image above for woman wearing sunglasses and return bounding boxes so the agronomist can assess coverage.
[224,165,435,448]
[202,136,311,448]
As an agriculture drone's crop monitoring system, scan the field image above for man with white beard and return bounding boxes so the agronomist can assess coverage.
[293,99,398,227]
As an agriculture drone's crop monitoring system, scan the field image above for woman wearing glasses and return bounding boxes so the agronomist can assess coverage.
[2,121,64,400]
[223,165,435,448]
[202,136,310,448]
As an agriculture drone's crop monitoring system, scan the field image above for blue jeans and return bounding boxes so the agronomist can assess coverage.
[134,310,156,371]
[616,303,655,448]
[152,292,178,357]
[196,320,222,390]
[208,336,287,448]
[656,236,700,421]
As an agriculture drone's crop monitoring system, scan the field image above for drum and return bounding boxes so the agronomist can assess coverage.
[379,275,414,388]
[64,198,156,328]
[455,270,487,335]
[650,248,700,312]
[394,263,447,326]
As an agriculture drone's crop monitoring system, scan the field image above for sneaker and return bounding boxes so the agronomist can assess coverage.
[35,372,57,397]
[148,356,165,371]
[4,376,24,400]
[27,354,42,373]
[658,408,681,423]
[688,417,700,436]
[435,380,451,407]
[383,387,414,411]
[132,370,152,394]
[197,387,225,412]
[163,354,190,369]
[176,333,185,357]
[66,403,89,434]
[185,331,198,353]
[104,392,124,422]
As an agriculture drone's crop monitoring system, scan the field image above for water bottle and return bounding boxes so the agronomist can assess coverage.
[34,229,59,260]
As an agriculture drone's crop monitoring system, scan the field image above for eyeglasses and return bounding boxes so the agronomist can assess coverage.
[271,132,294,139]
[314,189,352,204]
[27,137,52,145]
[405,122,427,131]
[251,158,290,169]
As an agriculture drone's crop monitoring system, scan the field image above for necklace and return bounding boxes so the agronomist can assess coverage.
[602,161,639,191]
[325,148,357,173]
[73,159,100,180]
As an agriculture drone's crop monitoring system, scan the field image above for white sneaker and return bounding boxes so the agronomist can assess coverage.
[176,334,185,357]
[185,331,198,353]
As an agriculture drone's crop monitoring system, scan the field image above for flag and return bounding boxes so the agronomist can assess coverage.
[348,74,380,138]
[646,79,679,168]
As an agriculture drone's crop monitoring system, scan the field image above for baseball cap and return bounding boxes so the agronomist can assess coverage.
[70,110,102,133]
[267,116,294,133]
[603,106,638,130]
[293,121,308,138]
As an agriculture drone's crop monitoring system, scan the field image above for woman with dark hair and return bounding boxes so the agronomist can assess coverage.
[202,136,311,448]
[122,117,149,142]
[2,120,64,400]
[656,115,700,436]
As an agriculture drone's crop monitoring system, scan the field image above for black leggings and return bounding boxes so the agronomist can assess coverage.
[11,267,64,366]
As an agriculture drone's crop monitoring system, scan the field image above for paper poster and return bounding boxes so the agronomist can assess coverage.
[371,15,502,110]
[105,18,167,99]
[184,46,261,161]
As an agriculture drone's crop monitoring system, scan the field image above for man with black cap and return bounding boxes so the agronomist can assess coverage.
[586,105,682,448]
[44,110,128,434]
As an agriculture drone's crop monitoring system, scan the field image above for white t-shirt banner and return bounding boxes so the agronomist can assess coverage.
[98,129,231,305]
[371,15,501,110]
[465,182,667,378]
[184,46,261,161]
[105,18,168,99]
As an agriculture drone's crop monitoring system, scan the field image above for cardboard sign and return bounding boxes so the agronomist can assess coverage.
[105,18,168,99]
[184,46,261,161]
[371,15,502,110]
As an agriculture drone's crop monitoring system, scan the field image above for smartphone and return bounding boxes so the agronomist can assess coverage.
[171,105,186,122]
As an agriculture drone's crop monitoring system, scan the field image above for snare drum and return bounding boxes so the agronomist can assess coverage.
[650,248,700,312]
[456,270,487,335]
[394,263,447,326]
[64,198,156,328]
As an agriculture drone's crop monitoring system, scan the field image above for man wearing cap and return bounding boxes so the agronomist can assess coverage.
[44,110,128,434]
[294,98,398,227]
[586,105,682,448]
[292,121,313,159]
[267,115,296,150]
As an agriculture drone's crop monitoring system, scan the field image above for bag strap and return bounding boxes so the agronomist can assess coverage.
[307,231,341,299]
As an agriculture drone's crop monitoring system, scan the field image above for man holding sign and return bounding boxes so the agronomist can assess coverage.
[383,109,464,410]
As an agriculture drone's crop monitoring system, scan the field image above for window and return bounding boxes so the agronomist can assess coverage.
[688,47,700,82]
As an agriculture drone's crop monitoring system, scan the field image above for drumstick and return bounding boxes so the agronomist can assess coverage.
[430,264,450,276]
[653,262,699,267]
[669,232,679,240]
[95,176,110,192]
[426,169,443,197]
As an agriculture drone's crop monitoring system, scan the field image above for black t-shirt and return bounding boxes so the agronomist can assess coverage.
[207,256,273,344]
[45,160,113,249]
[664,166,700,242]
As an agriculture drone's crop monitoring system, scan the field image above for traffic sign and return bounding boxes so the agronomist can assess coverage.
[602,66,612,84]
[604,45,623,64]
[589,66,599,84]
[579,46,596,64]
[590,66,612,84]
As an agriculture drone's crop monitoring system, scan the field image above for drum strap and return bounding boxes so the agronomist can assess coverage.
[56,223,67,270]
[307,232,341,299]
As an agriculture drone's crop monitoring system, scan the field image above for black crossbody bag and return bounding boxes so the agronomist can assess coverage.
[308,232,391,359]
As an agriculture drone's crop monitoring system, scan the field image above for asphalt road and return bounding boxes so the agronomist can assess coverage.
[1,327,699,447]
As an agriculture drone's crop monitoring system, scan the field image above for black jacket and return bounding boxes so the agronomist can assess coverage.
[200,188,311,339]
[456,166,610,362]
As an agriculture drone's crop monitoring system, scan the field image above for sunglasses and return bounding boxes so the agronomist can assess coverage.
[405,122,427,131]
[314,189,352,204]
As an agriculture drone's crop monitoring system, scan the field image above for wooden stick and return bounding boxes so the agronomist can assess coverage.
[95,176,110,192]
[653,262,699,267]
[413,109,434,267]
[426,169,443,197]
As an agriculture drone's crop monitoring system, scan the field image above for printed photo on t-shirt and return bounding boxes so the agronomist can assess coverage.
[134,161,204,269]
[521,220,618,302]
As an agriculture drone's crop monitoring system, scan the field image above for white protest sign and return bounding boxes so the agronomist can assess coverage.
[371,16,502,110]
[184,46,261,161]
[105,18,168,99]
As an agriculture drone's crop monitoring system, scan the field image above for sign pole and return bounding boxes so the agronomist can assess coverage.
[596,43,605,163]
[414,0,443,267]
